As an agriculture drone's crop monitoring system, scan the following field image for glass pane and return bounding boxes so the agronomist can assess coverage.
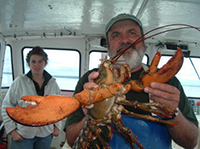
[23,48,80,91]
[191,58,200,75]
[142,54,148,64]
[158,56,200,98]
[2,46,13,87]
[89,51,148,70]
[89,51,108,70]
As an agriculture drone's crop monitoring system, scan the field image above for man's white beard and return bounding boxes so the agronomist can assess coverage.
[109,46,146,70]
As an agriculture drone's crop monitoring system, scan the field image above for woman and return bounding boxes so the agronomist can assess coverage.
[1,46,62,149]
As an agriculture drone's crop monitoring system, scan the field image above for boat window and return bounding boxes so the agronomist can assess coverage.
[89,51,107,70]
[158,56,200,98]
[23,48,80,91]
[142,54,148,65]
[89,51,148,70]
[2,45,13,88]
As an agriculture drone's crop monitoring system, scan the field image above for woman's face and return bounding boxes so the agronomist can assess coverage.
[28,54,46,75]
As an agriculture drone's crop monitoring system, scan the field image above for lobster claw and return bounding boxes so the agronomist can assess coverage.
[130,47,183,91]
[6,95,80,126]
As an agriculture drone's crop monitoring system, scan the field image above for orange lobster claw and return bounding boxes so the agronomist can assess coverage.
[6,95,80,126]
[130,47,183,91]
[142,47,183,88]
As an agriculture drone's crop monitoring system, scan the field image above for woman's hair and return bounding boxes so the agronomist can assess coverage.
[26,46,48,64]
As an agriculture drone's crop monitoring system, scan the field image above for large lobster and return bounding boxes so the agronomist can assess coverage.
[5,24,200,149]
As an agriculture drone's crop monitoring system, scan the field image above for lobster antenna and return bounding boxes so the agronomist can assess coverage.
[112,24,200,62]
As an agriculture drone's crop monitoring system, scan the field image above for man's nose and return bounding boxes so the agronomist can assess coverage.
[121,34,131,44]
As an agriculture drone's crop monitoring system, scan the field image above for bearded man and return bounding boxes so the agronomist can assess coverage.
[64,14,198,149]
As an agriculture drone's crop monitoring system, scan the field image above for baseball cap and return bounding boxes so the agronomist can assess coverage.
[105,13,143,38]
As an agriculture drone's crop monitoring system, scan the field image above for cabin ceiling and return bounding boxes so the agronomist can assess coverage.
[0,0,200,43]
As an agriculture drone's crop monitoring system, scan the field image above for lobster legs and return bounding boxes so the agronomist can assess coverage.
[73,115,113,149]
[111,114,144,149]
[116,98,179,126]
[74,106,145,149]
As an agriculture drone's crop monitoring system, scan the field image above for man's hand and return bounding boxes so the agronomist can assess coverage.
[144,82,180,109]
[82,71,99,115]
[83,71,99,89]
[11,129,23,141]
[82,104,94,115]
[52,125,60,138]
[144,83,198,148]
